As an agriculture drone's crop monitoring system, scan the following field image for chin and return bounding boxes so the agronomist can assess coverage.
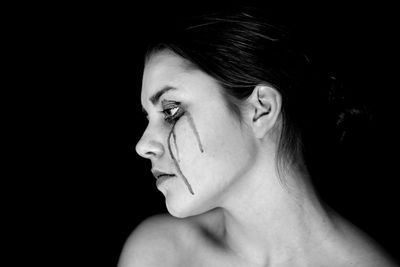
[164,191,213,219]
[166,203,193,219]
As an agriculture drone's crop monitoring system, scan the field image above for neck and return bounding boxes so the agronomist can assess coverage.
[216,160,338,266]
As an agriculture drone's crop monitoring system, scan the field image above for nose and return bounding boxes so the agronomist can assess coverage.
[135,126,165,159]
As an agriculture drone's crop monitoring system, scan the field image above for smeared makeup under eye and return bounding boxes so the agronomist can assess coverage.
[164,103,204,195]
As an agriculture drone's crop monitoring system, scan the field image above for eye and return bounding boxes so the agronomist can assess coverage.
[164,106,179,116]
[162,106,180,122]
[161,102,184,123]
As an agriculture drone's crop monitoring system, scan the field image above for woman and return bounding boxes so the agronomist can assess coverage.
[118,7,397,267]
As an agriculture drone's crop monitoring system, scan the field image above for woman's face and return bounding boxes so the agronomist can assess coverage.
[136,51,257,218]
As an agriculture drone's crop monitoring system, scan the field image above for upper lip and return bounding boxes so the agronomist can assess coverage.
[151,169,176,180]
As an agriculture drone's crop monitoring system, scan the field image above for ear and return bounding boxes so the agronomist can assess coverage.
[244,85,282,139]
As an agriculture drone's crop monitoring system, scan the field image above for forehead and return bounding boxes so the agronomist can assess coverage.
[142,51,190,94]
[141,51,224,107]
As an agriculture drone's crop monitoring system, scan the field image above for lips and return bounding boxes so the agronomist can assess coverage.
[157,174,175,179]
[151,170,176,180]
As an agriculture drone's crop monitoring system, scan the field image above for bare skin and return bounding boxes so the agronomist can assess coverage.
[119,210,396,267]
[118,51,398,267]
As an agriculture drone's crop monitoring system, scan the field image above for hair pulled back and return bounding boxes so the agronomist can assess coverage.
[144,7,371,182]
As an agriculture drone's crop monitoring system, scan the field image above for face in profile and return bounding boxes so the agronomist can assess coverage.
[136,51,258,218]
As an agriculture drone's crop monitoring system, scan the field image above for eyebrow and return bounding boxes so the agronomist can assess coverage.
[142,86,177,114]
[150,86,177,105]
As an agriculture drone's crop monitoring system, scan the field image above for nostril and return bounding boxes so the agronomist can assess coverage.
[149,143,164,158]
[145,151,157,157]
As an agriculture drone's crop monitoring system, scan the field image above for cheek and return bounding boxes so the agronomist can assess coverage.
[170,111,230,164]
[166,112,206,196]
[182,112,253,179]
[198,122,255,202]
[168,113,204,165]
[205,112,250,159]
[208,127,253,176]
[169,110,254,198]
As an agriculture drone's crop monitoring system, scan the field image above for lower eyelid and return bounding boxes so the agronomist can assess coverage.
[167,109,184,123]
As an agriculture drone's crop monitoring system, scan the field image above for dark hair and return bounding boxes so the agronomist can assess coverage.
[144,7,371,182]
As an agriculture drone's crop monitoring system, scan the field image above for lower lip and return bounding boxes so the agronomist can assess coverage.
[156,175,176,187]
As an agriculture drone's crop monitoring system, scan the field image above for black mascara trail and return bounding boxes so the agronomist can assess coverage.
[168,121,195,195]
[172,130,180,161]
[186,112,204,153]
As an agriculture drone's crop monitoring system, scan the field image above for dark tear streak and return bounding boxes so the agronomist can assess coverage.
[185,112,204,153]
[168,121,195,195]
[172,130,179,161]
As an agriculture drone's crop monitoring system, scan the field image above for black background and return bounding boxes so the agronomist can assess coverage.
[12,1,398,266]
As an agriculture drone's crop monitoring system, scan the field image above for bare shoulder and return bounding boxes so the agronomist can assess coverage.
[355,241,399,267]
[117,213,200,267]
[350,244,399,267]
[335,218,399,267]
